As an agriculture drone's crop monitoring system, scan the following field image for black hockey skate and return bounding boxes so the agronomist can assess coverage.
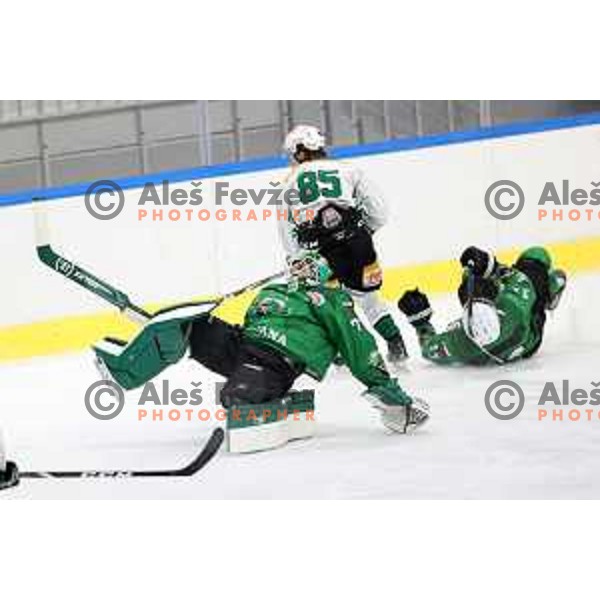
[386,335,409,365]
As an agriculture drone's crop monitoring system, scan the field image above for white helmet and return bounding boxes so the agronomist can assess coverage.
[284,125,326,159]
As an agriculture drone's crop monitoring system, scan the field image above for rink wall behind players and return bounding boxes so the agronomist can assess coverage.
[1,113,600,360]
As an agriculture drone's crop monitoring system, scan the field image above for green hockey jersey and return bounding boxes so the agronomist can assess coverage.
[243,283,391,387]
[417,267,558,365]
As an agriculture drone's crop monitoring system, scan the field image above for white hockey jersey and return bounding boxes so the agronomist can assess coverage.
[277,158,388,257]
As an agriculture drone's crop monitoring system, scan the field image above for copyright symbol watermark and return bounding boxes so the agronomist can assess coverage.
[484,180,525,221]
[484,380,525,420]
[84,180,125,220]
[84,380,125,420]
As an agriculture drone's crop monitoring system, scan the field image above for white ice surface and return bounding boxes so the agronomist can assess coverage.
[1,274,599,499]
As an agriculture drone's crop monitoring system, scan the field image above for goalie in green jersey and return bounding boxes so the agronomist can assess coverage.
[397,246,567,366]
[94,251,429,452]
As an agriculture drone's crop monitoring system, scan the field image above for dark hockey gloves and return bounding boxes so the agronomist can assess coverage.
[460,246,498,279]
[457,247,500,307]
[296,204,364,250]
[398,289,432,327]
[0,461,19,491]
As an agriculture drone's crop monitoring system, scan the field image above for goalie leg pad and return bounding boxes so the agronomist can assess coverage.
[93,304,215,390]
[226,390,316,453]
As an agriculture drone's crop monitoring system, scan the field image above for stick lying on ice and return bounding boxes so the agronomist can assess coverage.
[0,428,224,489]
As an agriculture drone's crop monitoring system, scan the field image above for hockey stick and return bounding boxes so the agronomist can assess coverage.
[219,269,285,303]
[34,198,152,323]
[14,427,224,483]
[37,243,152,323]
[33,197,284,323]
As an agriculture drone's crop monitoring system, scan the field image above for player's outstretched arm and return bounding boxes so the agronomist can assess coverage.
[319,291,390,388]
[318,290,430,432]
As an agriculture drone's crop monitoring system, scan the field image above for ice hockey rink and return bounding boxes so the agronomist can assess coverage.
[1,272,598,500]
[2,105,600,500]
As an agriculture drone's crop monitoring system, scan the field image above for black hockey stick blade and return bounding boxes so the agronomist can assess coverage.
[16,428,224,482]
[171,427,225,477]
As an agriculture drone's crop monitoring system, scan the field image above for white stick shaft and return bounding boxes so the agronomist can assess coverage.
[33,200,51,246]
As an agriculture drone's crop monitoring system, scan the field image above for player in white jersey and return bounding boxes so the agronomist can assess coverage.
[278,125,407,363]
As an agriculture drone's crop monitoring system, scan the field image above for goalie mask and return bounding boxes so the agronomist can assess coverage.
[287,251,333,289]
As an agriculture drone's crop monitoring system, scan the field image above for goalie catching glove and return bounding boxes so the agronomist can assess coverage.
[363,380,430,433]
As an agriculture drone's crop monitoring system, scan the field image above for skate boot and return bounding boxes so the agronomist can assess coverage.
[386,335,409,364]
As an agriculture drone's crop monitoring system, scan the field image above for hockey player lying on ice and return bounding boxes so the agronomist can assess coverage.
[397,246,567,366]
[94,251,429,452]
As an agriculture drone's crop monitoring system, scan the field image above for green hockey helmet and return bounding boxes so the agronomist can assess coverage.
[515,246,567,310]
[516,246,552,271]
